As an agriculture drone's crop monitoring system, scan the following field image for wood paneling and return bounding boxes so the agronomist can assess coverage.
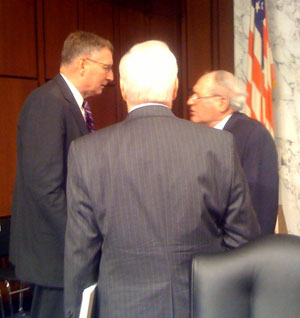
[0,0,234,215]
[119,7,146,56]
[149,0,181,17]
[186,0,212,90]
[218,0,234,71]
[44,0,78,79]
[149,15,179,56]
[81,0,114,42]
[0,79,38,216]
[149,14,182,117]
[185,0,234,111]
[0,0,36,77]
[118,7,147,119]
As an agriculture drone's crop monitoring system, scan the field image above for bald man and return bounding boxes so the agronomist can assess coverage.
[188,70,278,235]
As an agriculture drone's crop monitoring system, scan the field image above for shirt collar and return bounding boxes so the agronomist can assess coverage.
[60,73,84,109]
[214,114,233,130]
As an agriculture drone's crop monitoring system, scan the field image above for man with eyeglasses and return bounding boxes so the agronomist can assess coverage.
[9,31,113,318]
[188,70,278,235]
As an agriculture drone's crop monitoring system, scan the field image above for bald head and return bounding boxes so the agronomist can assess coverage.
[187,71,246,126]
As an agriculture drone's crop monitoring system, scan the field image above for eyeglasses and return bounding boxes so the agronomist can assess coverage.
[85,57,113,72]
[190,94,222,101]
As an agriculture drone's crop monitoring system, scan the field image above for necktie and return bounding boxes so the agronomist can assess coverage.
[83,100,95,133]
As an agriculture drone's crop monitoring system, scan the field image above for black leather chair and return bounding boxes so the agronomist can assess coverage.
[191,234,300,318]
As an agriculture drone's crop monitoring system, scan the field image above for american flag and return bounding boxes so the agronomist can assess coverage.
[246,0,275,136]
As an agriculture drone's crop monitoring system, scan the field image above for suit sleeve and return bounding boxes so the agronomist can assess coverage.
[222,138,261,249]
[64,141,102,318]
[241,128,279,234]
[20,93,68,242]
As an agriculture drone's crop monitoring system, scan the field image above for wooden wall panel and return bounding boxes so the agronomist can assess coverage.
[0,0,36,77]
[44,0,78,79]
[117,7,147,119]
[149,15,179,57]
[184,0,234,118]
[149,0,181,17]
[218,0,234,72]
[0,79,38,216]
[149,14,183,117]
[186,0,212,90]
[119,8,146,56]
[81,0,114,42]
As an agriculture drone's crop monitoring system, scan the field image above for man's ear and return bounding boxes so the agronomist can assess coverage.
[218,96,230,113]
[119,79,127,102]
[172,77,179,101]
[79,58,86,76]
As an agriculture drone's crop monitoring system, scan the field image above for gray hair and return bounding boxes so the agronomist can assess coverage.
[209,70,247,111]
[61,31,113,66]
[119,40,178,106]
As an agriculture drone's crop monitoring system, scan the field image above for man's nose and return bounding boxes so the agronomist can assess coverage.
[107,69,114,82]
[187,96,194,106]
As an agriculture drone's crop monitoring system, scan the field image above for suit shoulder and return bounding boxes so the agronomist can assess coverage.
[172,118,236,153]
[21,77,67,112]
[72,120,123,147]
[18,83,69,130]
[227,112,274,140]
[27,77,63,101]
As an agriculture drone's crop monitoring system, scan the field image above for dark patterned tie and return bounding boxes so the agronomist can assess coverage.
[83,100,95,133]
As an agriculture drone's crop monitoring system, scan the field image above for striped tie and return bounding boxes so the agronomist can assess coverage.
[83,100,95,133]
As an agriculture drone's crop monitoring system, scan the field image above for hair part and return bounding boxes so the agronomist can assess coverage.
[208,70,247,111]
[119,40,178,106]
[61,31,113,66]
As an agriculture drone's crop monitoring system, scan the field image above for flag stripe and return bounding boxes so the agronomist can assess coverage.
[246,0,275,137]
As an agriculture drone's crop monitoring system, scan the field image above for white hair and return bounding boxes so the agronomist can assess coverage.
[209,70,247,111]
[119,40,178,106]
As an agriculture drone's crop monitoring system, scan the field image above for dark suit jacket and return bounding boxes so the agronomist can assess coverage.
[223,112,279,235]
[64,105,260,318]
[10,74,89,287]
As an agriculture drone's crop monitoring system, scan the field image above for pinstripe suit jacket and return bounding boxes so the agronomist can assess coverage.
[64,105,260,318]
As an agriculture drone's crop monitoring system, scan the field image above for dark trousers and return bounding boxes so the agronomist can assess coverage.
[30,285,64,318]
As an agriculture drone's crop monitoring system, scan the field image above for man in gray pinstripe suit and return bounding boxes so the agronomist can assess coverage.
[64,40,260,318]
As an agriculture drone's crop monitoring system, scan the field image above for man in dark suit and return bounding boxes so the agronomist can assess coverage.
[187,70,279,235]
[9,31,113,318]
[64,41,260,318]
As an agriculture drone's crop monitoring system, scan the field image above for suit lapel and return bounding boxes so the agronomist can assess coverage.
[53,74,89,135]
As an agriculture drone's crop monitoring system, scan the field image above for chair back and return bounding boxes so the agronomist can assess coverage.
[191,234,300,318]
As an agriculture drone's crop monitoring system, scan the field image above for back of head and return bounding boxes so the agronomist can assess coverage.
[61,31,113,66]
[119,40,178,106]
[209,70,246,111]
